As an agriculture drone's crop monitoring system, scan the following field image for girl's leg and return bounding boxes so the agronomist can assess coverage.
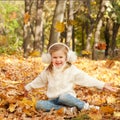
[58,93,85,110]
[35,98,64,112]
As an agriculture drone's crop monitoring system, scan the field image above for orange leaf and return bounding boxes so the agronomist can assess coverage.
[24,12,30,24]
[105,60,115,68]
[56,107,64,115]
[100,106,114,114]
[89,110,102,120]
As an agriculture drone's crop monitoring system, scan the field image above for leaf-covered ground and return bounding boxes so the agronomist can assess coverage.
[0,55,120,120]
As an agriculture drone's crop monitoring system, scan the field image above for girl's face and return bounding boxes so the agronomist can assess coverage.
[51,50,67,68]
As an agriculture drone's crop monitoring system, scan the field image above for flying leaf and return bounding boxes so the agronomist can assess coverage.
[54,21,65,32]
[24,12,30,24]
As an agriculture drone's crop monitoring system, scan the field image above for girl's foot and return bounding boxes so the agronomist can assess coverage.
[83,103,100,110]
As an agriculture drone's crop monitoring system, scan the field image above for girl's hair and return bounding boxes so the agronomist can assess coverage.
[46,43,71,73]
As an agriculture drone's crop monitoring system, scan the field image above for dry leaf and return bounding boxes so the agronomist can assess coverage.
[100,106,114,114]
[105,60,115,68]
[89,110,102,120]
[8,103,16,112]
[24,12,30,24]
[114,111,120,117]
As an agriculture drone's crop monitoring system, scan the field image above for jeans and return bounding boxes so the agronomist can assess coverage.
[35,93,85,111]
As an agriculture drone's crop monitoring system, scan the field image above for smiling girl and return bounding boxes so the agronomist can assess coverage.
[24,43,117,113]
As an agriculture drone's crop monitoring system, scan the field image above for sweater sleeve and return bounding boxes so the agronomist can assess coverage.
[73,66,105,89]
[25,70,48,91]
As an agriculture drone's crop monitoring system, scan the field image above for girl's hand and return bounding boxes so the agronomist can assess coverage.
[103,83,118,92]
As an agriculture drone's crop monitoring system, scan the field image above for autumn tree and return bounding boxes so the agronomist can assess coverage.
[48,0,67,47]
[66,0,74,48]
[110,0,120,57]
[34,0,44,53]
[23,0,33,57]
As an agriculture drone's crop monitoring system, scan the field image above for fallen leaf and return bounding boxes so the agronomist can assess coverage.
[114,111,120,117]
[100,106,114,114]
[8,103,16,112]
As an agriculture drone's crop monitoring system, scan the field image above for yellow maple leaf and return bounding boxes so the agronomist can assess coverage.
[54,21,65,32]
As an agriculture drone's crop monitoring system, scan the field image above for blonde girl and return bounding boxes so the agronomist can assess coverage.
[25,43,117,113]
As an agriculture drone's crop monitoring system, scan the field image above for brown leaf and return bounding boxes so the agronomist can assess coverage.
[105,60,115,68]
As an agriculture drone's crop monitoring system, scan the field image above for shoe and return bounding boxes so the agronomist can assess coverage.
[64,107,77,115]
[83,103,100,110]
[56,107,77,116]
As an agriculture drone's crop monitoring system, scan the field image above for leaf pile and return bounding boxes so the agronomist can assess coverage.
[0,55,120,120]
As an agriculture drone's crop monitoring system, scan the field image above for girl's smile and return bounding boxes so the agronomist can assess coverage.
[51,50,67,68]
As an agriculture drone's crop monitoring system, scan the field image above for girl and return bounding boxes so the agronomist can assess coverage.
[24,43,117,113]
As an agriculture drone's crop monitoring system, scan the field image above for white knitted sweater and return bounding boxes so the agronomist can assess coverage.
[25,64,105,99]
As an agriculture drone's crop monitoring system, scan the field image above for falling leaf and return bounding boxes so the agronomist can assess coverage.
[54,21,65,32]
[24,12,30,24]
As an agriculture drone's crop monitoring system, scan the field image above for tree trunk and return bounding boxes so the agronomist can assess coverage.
[111,22,119,57]
[23,0,33,58]
[104,19,110,57]
[34,0,44,54]
[81,24,85,50]
[85,0,92,51]
[48,0,67,47]
[92,0,106,60]
[66,0,74,48]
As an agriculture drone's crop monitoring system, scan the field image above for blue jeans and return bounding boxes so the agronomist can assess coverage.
[35,93,85,111]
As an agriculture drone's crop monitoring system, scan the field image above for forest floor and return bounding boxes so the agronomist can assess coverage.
[0,55,120,120]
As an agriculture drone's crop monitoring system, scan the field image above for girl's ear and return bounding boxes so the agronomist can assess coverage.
[41,53,51,64]
[67,50,77,63]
